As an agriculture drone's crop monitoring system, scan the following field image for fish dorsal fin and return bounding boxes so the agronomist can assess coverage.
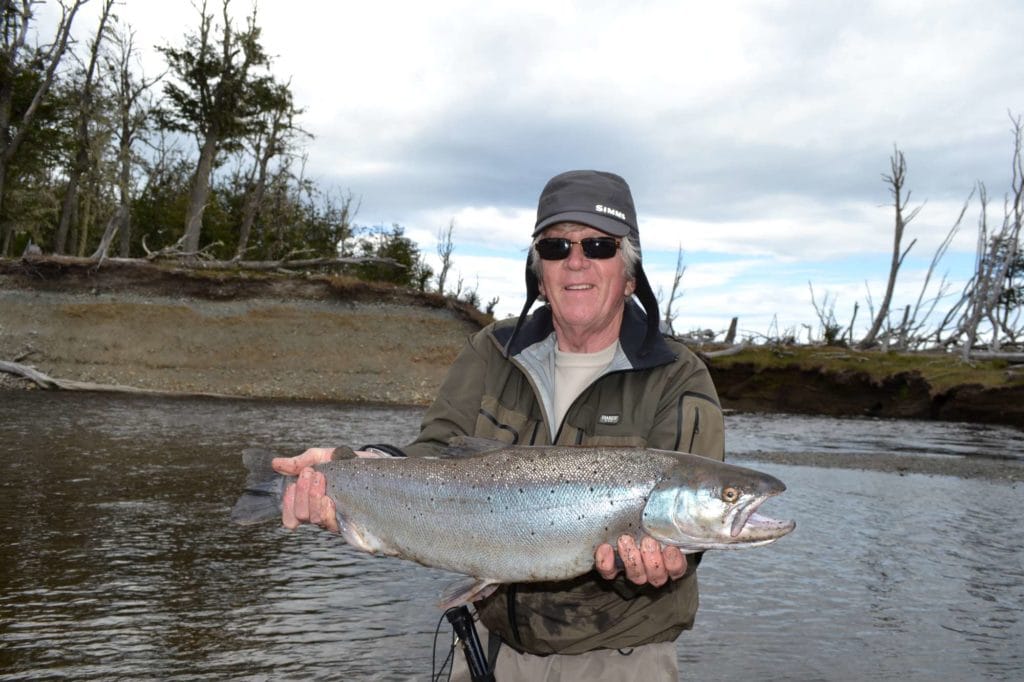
[444,436,508,458]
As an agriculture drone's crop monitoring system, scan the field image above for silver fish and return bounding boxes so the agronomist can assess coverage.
[231,438,795,607]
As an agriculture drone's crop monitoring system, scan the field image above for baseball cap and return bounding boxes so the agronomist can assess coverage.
[533,170,638,239]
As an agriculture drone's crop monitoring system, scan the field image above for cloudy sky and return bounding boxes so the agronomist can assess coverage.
[66,1,1024,339]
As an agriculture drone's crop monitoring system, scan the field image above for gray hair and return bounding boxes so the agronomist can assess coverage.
[529,229,640,283]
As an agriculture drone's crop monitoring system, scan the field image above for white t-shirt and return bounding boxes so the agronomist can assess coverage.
[552,341,619,431]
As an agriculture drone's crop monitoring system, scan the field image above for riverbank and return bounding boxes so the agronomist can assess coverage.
[2,257,1023,430]
[0,258,486,404]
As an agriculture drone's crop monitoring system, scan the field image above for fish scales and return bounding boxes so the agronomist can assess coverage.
[323,447,677,582]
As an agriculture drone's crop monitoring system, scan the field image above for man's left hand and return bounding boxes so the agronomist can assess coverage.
[594,535,687,587]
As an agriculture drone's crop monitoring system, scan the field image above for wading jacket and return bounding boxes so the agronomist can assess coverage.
[400,301,725,655]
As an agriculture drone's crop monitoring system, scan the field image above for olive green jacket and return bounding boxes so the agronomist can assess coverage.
[402,301,725,655]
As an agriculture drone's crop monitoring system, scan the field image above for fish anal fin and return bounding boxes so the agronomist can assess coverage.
[437,577,499,610]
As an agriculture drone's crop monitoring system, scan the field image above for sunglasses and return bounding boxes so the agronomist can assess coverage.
[535,237,621,261]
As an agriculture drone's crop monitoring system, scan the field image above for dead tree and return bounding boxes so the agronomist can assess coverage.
[435,218,455,296]
[107,25,162,258]
[808,282,843,345]
[234,80,305,259]
[899,194,970,348]
[858,147,923,348]
[52,0,113,254]
[661,244,685,336]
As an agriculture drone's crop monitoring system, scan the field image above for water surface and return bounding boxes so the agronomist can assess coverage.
[1,392,1021,680]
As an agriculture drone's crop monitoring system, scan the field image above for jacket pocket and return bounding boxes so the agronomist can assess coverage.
[475,396,542,445]
[675,391,725,458]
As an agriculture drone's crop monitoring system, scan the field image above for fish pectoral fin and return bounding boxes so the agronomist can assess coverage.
[436,577,499,610]
[443,436,508,458]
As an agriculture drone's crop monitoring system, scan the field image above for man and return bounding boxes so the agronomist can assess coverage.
[275,170,725,680]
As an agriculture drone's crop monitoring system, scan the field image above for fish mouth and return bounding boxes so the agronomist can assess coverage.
[730,494,795,541]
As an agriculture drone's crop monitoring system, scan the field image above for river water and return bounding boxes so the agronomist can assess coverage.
[1,391,1022,681]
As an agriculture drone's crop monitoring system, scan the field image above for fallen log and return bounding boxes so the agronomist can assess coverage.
[0,359,237,399]
[968,351,1024,364]
[703,343,749,359]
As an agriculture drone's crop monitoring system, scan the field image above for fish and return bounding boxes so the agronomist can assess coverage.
[231,437,795,608]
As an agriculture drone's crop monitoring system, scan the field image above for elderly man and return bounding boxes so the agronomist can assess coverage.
[275,170,725,680]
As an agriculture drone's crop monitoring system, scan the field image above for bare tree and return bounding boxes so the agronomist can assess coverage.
[0,0,88,256]
[104,23,161,258]
[435,218,455,296]
[660,244,685,336]
[52,0,112,254]
[808,283,843,345]
[234,80,304,259]
[899,193,972,348]
[952,117,1023,359]
[859,147,923,348]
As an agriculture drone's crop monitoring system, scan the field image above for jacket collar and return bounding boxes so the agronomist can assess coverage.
[493,299,676,370]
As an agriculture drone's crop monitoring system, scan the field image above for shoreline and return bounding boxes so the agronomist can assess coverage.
[732,449,1024,483]
[3,384,1021,483]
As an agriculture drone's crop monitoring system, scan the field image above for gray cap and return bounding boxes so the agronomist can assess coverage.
[533,170,638,239]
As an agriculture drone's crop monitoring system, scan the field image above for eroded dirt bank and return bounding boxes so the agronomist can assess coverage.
[0,259,482,404]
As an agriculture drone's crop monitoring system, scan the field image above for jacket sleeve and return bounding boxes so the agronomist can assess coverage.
[647,346,725,461]
[400,327,494,458]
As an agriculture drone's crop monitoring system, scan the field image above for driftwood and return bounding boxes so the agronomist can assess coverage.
[968,351,1024,364]
[16,251,398,272]
[0,360,236,398]
[703,343,748,359]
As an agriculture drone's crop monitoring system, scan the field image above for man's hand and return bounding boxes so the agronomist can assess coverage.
[272,447,339,533]
[595,535,687,587]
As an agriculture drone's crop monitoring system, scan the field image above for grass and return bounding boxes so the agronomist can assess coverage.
[708,344,1024,393]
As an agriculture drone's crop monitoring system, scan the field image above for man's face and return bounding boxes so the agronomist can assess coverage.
[537,223,635,344]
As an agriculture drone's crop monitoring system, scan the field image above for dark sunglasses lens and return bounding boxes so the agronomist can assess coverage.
[535,237,620,260]
[581,238,619,259]
[535,238,571,260]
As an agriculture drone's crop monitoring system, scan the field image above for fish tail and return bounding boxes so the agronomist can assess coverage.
[230,448,292,525]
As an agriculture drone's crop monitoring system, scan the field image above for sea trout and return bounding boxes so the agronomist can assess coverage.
[231,438,795,607]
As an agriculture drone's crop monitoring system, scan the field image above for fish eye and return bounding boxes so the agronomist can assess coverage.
[721,486,740,503]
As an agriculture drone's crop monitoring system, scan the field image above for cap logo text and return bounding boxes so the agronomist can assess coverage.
[595,204,626,221]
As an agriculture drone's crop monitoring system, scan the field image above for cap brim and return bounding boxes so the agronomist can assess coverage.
[533,211,631,237]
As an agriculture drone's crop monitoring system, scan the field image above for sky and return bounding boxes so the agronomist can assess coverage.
[58,0,1024,340]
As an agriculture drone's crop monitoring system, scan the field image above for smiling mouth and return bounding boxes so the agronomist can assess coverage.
[564,284,594,291]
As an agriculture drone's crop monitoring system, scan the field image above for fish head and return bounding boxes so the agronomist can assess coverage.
[642,456,795,552]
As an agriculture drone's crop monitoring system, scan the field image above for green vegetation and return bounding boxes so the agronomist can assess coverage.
[710,345,1024,393]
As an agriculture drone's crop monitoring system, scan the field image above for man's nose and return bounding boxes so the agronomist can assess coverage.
[564,241,589,268]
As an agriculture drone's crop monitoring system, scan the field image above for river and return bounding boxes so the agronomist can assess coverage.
[1,391,1022,681]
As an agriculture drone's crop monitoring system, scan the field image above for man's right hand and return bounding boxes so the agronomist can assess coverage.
[272,448,339,532]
